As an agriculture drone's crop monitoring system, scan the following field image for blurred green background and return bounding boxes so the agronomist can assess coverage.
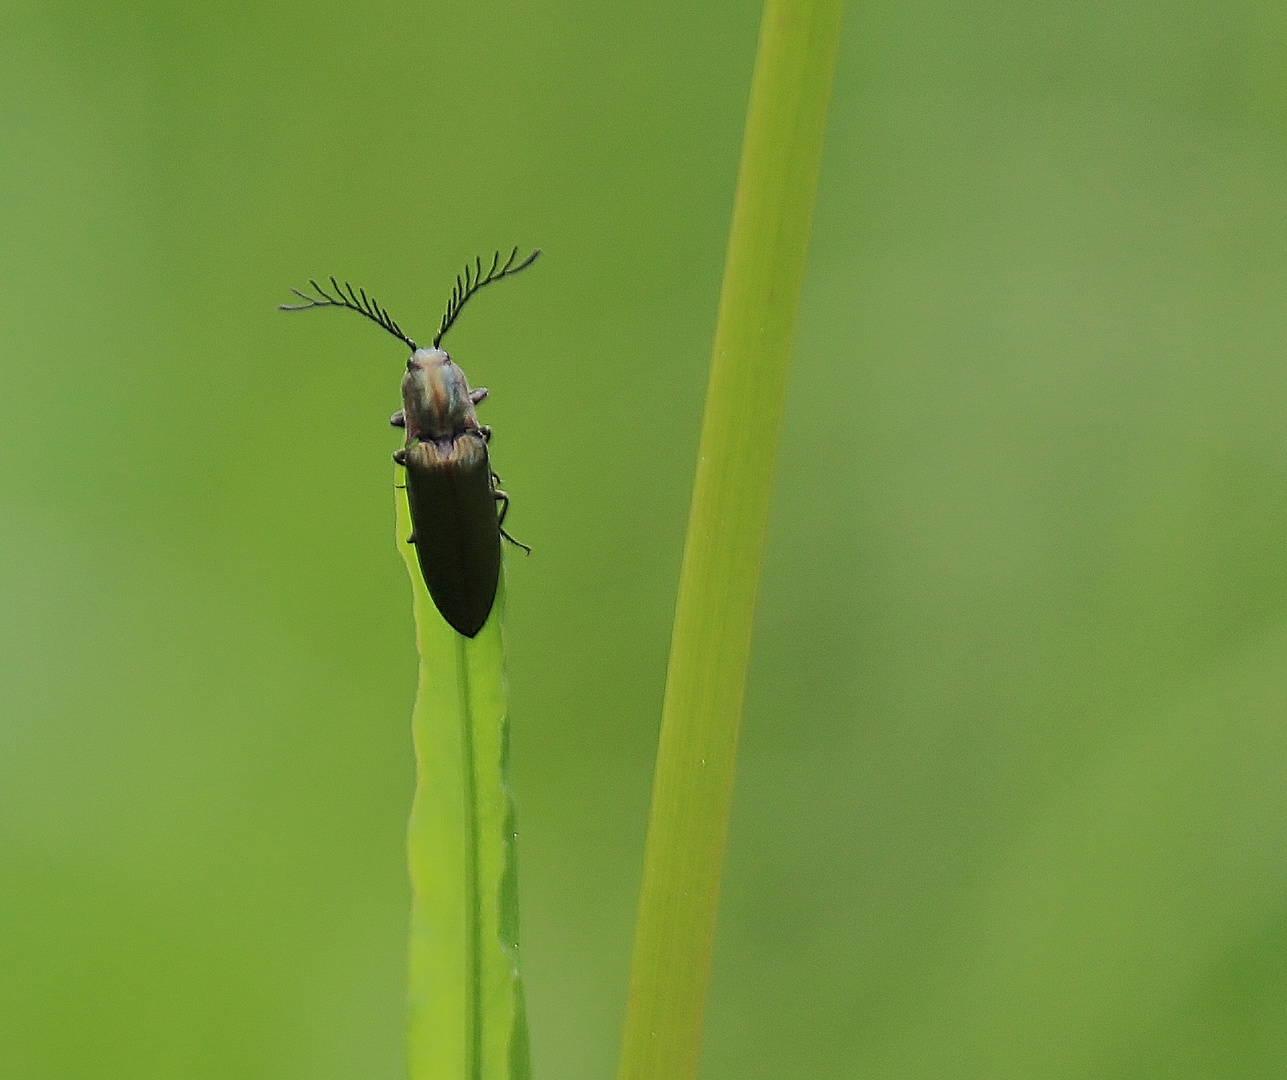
[3,0,1287,1077]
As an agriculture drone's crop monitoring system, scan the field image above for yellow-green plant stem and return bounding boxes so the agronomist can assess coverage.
[616,3,843,1079]
[397,476,530,1080]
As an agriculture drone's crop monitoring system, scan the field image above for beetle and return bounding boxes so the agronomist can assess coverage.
[280,248,539,637]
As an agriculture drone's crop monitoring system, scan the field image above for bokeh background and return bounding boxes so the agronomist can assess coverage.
[4,1,1287,1077]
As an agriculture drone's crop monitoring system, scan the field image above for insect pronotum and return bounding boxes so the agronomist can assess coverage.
[280,248,540,637]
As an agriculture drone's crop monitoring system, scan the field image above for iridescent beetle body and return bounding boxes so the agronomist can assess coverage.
[395,348,502,637]
[282,249,538,637]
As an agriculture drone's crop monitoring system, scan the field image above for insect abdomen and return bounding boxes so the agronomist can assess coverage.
[401,432,501,638]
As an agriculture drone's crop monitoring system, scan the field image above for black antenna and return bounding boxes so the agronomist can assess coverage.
[280,277,418,351]
[433,248,540,348]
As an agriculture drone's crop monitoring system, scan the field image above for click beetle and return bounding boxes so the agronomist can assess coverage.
[281,248,539,637]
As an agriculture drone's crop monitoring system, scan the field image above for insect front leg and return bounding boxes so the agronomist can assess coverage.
[494,491,531,554]
[470,387,488,405]
[390,409,406,427]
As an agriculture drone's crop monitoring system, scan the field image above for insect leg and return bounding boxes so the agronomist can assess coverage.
[470,387,488,405]
[390,409,406,427]
[494,491,532,554]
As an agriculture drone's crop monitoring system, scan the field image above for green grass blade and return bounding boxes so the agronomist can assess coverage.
[617,2,843,1079]
[397,475,529,1080]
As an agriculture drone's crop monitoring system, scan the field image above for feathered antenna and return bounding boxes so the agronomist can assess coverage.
[433,248,540,347]
[279,277,418,351]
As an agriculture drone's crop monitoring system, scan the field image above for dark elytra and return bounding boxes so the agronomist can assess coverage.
[398,428,500,637]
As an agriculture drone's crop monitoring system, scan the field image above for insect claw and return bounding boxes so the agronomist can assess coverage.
[500,526,532,555]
